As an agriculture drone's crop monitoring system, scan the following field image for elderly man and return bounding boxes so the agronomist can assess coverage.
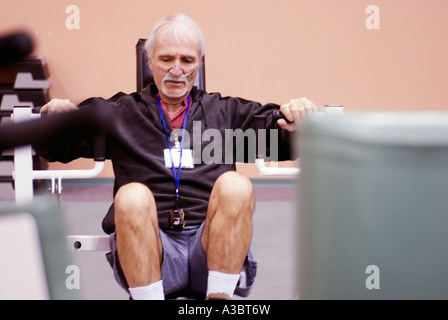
[36,13,316,300]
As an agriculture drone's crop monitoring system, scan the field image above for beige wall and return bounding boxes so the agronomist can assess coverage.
[1,1,447,178]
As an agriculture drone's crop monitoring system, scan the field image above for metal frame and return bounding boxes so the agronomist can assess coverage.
[12,106,109,252]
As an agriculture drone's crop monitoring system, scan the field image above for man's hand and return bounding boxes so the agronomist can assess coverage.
[277,97,317,132]
[40,98,78,114]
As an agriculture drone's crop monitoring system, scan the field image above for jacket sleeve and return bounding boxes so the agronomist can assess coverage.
[252,102,296,162]
[212,94,296,163]
[32,93,124,163]
[31,114,96,164]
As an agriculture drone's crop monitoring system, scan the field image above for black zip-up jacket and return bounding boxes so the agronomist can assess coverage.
[33,84,295,232]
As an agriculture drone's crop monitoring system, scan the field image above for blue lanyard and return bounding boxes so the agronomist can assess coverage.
[157,94,191,203]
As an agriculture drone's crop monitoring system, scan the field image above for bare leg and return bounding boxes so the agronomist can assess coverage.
[201,171,255,274]
[114,182,163,287]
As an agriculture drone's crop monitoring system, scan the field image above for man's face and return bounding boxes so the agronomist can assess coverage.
[149,25,202,100]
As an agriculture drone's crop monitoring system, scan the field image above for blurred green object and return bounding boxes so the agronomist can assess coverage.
[0,197,78,300]
[297,112,448,299]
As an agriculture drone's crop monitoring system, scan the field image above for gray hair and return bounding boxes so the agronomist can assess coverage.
[145,14,206,59]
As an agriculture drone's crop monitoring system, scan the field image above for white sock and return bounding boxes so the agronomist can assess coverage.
[206,271,240,298]
[129,280,165,300]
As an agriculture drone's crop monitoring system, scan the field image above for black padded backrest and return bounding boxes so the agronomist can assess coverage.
[136,38,206,92]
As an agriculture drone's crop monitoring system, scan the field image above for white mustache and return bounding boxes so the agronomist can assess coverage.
[163,73,188,84]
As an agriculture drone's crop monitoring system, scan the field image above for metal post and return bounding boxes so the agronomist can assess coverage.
[12,106,35,204]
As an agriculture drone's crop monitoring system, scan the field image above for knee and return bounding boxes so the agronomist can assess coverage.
[214,171,254,213]
[114,182,156,225]
[215,171,254,198]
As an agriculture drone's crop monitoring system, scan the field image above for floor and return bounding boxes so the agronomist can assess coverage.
[1,174,299,300]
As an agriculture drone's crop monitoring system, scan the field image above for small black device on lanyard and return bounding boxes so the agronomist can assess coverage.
[169,192,185,229]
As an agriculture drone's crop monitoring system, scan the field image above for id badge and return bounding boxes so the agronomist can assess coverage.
[170,208,185,229]
[164,149,194,168]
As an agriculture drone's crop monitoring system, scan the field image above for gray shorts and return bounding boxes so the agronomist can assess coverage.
[106,221,257,298]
